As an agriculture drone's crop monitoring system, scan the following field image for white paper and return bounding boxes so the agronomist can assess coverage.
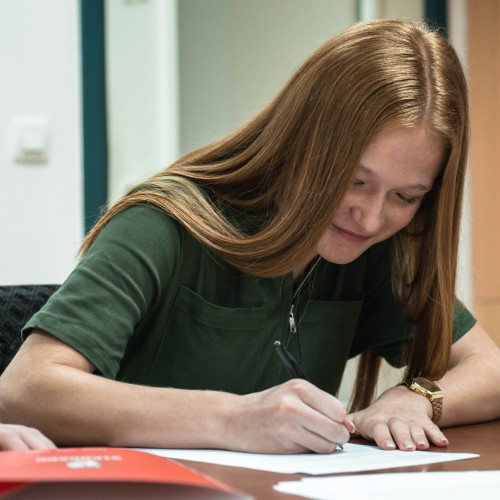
[137,443,478,475]
[273,470,500,500]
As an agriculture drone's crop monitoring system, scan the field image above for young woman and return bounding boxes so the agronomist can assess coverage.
[0,19,499,453]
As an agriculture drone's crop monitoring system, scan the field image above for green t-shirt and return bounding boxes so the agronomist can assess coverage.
[24,205,476,395]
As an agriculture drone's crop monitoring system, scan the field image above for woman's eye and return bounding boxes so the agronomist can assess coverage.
[397,193,419,205]
[352,180,365,187]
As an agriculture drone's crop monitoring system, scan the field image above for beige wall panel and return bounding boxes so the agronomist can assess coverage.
[379,0,423,19]
[473,304,500,347]
[468,0,500,344]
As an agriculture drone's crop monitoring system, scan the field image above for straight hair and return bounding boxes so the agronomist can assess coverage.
[82,19,469,410]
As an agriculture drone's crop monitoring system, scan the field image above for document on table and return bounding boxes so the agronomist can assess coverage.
[137,443,478,475]
[273,471,500,499]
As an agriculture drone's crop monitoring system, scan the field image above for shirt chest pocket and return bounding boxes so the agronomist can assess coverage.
[147,286,272,394]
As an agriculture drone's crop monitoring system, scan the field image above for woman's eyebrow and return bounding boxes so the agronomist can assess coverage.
[358,165,374,176]
[412,183,432,192]
[358,165,431,191]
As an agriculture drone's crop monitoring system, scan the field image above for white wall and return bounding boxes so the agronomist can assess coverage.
[105,0,179,203]
[358,0,423,20]
[105,0,358,202]
[178,0,357,155]
[0,0,83,285]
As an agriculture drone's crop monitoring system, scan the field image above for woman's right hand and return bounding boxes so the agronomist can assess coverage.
[0,423,56,451]
[223,379,355,454]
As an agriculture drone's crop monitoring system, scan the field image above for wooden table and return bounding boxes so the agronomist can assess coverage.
[177,420,500,499]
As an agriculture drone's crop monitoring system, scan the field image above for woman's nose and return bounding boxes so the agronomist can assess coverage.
[351,197,385,234]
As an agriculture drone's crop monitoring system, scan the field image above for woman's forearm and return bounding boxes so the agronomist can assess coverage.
[0,332,232,447]
[0,361,233,448]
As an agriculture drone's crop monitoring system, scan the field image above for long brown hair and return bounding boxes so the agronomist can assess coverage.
[83,19,469,409]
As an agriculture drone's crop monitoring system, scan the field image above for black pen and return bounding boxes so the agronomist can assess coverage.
[273,340,344,451]
[273,340,308,380]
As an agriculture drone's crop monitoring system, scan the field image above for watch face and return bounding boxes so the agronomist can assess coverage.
[413,377,440,393]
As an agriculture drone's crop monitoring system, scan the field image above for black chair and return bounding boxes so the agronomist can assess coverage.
[0,285,59,375]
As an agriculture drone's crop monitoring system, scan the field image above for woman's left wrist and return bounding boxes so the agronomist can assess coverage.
[398,378,443,423]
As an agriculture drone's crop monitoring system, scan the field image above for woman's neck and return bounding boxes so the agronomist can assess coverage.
[292,254,320,280]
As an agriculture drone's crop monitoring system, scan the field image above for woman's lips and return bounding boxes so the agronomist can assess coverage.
[332,224,371,242]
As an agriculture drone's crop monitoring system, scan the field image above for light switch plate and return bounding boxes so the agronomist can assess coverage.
[10,116,49,164]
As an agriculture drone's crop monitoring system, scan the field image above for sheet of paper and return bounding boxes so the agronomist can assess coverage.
[273,470,500,499]
[137,443,479,475]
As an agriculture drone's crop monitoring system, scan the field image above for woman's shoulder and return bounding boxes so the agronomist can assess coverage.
[101,203,185,240]
[86,204,187,263]
[109,203,180,227]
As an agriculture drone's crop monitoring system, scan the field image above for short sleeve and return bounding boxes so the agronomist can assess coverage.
[23,205,182,379]
[452,300,477,342]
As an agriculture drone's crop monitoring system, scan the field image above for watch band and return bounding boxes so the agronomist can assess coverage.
[400,377,443,423]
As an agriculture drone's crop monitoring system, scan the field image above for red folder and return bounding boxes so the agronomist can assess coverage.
[0,447,251,498]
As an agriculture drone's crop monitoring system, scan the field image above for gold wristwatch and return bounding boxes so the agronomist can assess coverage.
[400,377,443,423]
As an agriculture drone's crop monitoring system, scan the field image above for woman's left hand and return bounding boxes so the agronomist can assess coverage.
[347,384,449,451]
